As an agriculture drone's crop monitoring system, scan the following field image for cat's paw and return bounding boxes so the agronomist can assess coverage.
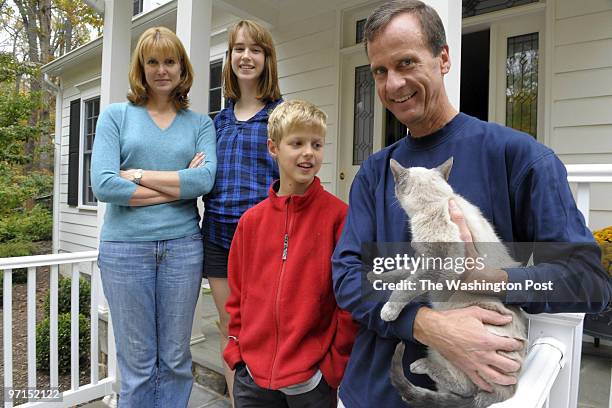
[410,359,429,375]
[381,302,401,321]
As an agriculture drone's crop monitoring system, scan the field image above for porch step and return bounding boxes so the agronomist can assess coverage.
[191,291,228,397]
[578,342,612,408]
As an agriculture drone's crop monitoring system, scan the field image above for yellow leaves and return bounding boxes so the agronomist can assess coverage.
[593,226,612,277]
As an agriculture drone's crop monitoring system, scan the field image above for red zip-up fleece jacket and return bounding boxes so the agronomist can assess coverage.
[224,177,358,390]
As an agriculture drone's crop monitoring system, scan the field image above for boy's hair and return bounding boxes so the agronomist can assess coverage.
[268,100,327,145]
[223,20,281,103]
[127,26,194,110]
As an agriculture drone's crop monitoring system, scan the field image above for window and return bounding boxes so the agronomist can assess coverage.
[462,0,538,18]
[82,97,100,206]
[355,18,366,44]
[352,65,374,165]
[505,33,538,138]
[209,59,223,119]
[133,0,143,16]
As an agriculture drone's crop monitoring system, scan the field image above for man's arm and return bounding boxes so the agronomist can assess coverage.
[504,155,611,313]
[332,169,424,341]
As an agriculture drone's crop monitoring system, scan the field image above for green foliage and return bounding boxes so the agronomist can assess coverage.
[0,205,52,242]
[36,313,90,373]
[43,276,91,316]
[0,240,34,257]
[0,240,35,283]
[0,165,53,215]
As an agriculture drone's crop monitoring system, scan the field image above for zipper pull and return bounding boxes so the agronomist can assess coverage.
[282,233,289,260]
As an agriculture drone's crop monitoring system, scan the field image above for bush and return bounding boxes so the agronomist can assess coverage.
[0,205,52,242]
[0,240,34,283]
[36,313,90,373]
[43,276,91,316]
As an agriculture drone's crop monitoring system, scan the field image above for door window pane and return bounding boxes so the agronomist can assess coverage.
[353,65,374,165]
[506,32,538,138]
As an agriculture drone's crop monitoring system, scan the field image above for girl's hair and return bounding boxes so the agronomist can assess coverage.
[223,20,281,103]
[127,26,194,110]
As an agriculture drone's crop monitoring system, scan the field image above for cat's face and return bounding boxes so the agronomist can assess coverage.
[390,157,454,215]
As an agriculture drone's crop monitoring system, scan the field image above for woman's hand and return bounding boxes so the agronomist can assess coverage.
[189,152,205,168]
[120,169,137,181]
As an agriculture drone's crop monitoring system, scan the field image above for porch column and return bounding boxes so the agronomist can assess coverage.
[423,0,462,110]
[176,0,213,114]
[97,0,132,397]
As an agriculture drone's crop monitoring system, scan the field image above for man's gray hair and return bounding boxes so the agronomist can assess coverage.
[363,0,447,56]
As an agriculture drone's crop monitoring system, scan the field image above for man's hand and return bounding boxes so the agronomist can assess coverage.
[413,306,523,392]
[448,199,509,295]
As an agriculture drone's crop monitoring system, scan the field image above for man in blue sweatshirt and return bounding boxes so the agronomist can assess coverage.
[332,1,612,407]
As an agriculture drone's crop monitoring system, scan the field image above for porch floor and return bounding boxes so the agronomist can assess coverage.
[84,292,612,407]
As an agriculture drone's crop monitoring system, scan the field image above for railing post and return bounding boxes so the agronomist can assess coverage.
[527,313,584,408]
[575,183,590,226]
[3,269,13,408]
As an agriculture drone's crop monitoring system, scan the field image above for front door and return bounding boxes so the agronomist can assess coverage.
[461,9,545,139]
[337,49,384,202]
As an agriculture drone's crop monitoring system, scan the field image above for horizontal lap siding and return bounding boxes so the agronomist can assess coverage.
[58,65,101,253]
[551,0,612,229]
[273,9,339,194]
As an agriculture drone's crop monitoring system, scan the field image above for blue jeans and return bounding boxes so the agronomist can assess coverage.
[98,234,204,408]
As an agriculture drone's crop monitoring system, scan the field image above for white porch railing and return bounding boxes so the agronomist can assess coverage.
[1,252,116,407]
[1,164,611,407]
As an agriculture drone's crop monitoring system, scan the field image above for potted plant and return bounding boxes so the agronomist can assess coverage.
[583,226,612,346]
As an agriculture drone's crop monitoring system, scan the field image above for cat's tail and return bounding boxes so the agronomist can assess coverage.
[390,343,496,408]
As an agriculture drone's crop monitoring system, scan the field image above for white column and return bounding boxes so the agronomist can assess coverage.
[98,1,131,400]
[423,0,462,110]
[176,0,212,115]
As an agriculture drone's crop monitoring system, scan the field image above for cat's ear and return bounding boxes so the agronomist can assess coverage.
[436,157,453,181]
[389,159,404,181]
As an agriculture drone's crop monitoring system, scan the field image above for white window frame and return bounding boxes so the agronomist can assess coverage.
[77,83,101,210]
[209,55,225,118]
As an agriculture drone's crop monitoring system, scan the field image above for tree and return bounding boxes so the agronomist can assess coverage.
[0,0,102,170]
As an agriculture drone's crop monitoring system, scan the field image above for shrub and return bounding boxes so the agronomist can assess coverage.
[0,240,35,283]
[36,313,90,373]
[43,276,91,316]
[0,205,52,242]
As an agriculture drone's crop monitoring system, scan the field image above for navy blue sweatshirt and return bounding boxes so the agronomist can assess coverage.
[332,112,611,407]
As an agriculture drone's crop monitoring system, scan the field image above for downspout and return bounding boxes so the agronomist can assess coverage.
[44,73,62,254]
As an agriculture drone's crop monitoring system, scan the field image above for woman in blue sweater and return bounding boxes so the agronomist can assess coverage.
[202,20,282,402]
[91,27,216,407]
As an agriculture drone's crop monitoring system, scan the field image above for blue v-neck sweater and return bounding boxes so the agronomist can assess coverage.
[332,113,611,407]
[91,102,217,241]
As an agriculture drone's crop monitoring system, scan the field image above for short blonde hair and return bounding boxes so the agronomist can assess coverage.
[267,100,327,145]
[127,27,194,110]
[223,20,281,103]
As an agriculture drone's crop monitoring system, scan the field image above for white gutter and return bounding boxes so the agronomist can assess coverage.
[43,73,62,255]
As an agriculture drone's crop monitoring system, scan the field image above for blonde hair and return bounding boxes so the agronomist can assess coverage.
[127,27,194,110]
[223,20,281,103]
[267,100,327,145]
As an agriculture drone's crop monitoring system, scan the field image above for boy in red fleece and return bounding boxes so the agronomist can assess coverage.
[224,100,358,407]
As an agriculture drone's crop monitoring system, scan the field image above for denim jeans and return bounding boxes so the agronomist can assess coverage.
[98,234,203,408]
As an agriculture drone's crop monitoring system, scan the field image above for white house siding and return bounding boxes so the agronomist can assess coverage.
[58,58,102,253]
[272,7,340,194]
[549,0,612,230]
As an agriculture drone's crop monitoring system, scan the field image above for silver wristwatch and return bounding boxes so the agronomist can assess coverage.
[133,169,143,185]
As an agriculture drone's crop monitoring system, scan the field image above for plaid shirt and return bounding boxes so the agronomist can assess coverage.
[203,98,282,249]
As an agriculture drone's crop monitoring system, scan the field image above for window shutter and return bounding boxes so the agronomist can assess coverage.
[67,99,81,206]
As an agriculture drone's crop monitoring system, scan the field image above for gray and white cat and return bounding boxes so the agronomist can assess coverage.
[380,157,528,408]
